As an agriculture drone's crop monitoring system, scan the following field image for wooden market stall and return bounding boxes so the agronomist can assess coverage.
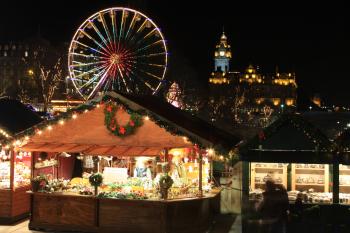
[0,98,42,224]
[238,114,336,232]
[12,92,240,233]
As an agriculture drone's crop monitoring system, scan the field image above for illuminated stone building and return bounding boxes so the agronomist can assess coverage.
[208,32,297,123]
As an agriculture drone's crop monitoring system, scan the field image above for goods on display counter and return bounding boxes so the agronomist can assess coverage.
[249,162,333,204]
[32,152,215,201]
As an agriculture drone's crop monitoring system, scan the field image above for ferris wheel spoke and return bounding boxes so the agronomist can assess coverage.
[117,9,126,53]
[88,64,113,99]
[87,20,110,50]
[72,40,109,57]
[79,29,111,56]
[70,60,106,68]
[134,52,167,58]
[137,68,162,80]
[70,52,103,59]
[136,19,148,34]
[138,62,166,68]
[110,9,118,47]
[127,68,156,92]
[116,64,131,93]
[143,28,158,40]
[80,65,110,90]
[124,13,137,41]
[98,12,114,51]
[137,40,164,53]
[72,64,108,79]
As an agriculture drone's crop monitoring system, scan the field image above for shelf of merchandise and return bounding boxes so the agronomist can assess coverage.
[250,162,288,190]
[292,164,329,192]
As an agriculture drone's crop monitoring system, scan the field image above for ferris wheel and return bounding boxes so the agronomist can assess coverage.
[68,7,168,100]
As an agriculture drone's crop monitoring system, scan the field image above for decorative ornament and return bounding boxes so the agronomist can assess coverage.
[89,173,103,196]
[104,102,143,137]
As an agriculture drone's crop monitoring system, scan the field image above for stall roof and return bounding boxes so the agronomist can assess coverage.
[0,98,42,141]
[302,111,350,140]
[239,114,334,163]
[17,92,240,156]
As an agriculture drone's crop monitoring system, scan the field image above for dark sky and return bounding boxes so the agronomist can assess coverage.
[1,1,348,106]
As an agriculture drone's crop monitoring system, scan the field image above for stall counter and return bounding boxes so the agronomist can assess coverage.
[29,189,221,233]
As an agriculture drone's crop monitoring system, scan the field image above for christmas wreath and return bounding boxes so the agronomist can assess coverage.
[104,102,143,137]
[89,173,103,187]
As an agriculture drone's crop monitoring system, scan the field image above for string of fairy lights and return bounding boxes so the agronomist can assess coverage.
[1,95,232,158]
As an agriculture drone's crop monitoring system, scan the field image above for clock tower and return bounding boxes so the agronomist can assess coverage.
[214,31,232,72]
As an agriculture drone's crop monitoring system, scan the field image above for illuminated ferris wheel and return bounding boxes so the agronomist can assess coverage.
[68,7,168,100]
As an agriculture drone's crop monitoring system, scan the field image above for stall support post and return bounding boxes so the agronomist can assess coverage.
[164,148,169,163]
[199,151,203,196]
[333,161,339,204]
[10,149,14,191]
[241,161,250,233]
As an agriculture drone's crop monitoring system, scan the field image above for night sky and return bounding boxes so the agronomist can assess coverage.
[1,1,347,107]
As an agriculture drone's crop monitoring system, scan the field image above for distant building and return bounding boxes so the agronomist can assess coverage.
[208,32,297,125]
[0,37,80,112]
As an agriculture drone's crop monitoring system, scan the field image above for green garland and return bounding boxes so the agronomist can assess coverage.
[104,102,143,137]
[8,94,233,156]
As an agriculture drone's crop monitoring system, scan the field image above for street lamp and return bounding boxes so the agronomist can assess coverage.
[281,104,284,113]
[27,69,34,76]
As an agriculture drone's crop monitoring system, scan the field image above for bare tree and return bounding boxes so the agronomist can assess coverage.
[22,46,64,112]
[231,86,245,123]
[260,105,274,127]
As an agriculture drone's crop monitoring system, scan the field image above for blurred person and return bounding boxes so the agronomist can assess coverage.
[257,179,289,233]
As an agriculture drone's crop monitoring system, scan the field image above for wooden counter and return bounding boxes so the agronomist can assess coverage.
[29,190,221,233]
[0,186,31,224]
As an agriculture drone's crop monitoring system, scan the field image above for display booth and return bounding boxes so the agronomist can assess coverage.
[10,92,239,233]
[0,98,42,224]
[239,114,337,232]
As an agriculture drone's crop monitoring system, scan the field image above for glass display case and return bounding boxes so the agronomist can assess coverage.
[0,149,32,190]
[0,149,32,223]
[14,151,32,188]
[0,149,11,189]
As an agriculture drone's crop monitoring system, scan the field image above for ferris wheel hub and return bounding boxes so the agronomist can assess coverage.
[110,54,121,65]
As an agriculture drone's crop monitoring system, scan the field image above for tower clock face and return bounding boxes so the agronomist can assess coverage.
[219,51,225,56]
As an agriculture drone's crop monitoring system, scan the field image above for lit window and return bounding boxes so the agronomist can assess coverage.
[25,51,28,57]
